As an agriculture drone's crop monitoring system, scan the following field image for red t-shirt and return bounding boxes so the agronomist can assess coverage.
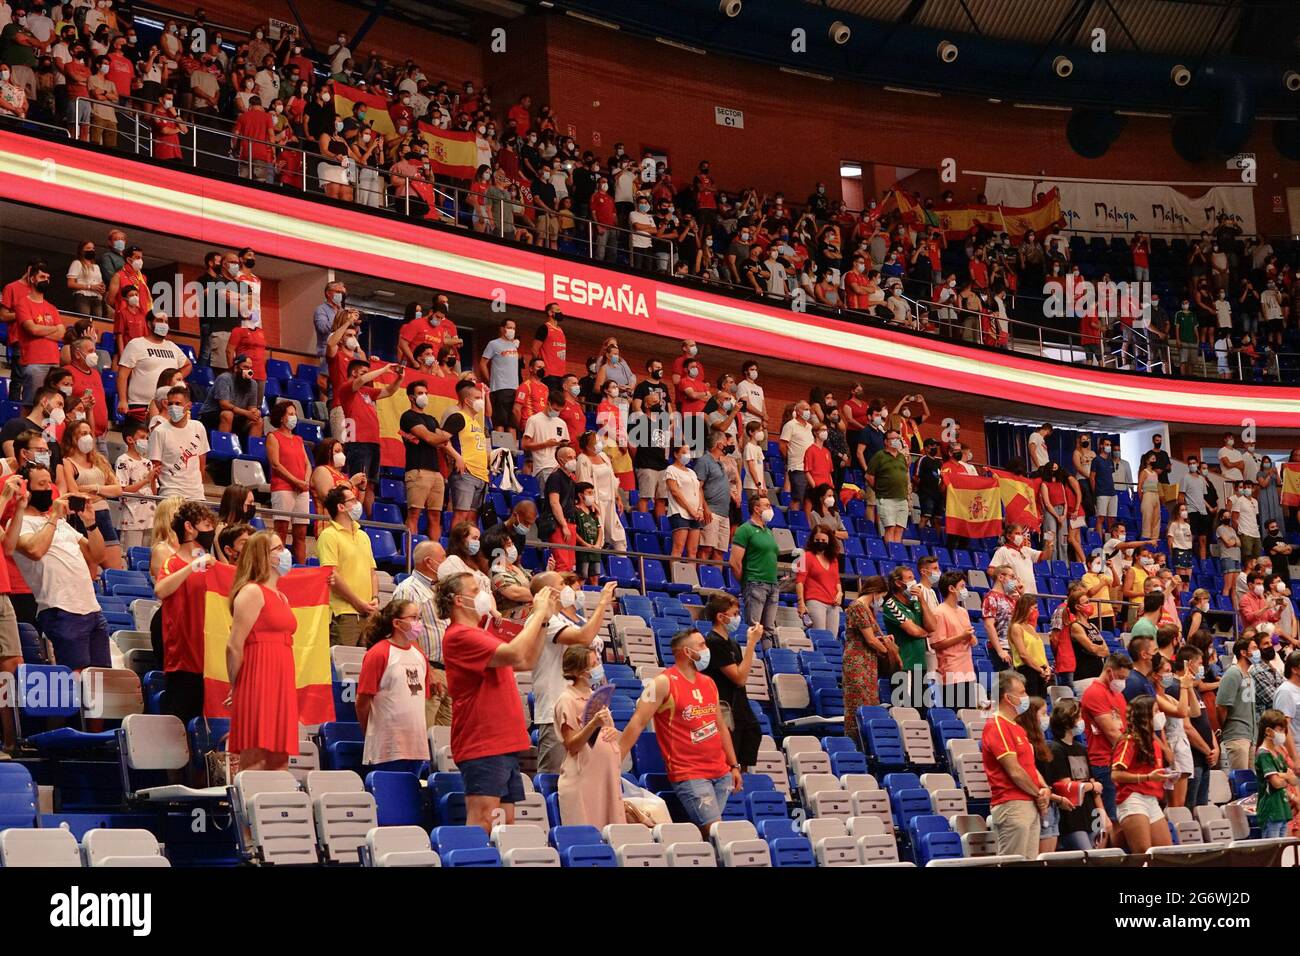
[842,397,868,430]
[507,104,531,136]
[399,317,441,354]
[1051,611,1077,674]
[1080,680,1127,767]
[981,712,1038,805]
[64,361,108,435]
[1112,734,1164,802]
[652,666,730,783]
[339,380,380,444]
[328,350,357,409]
[267,430,308,493]
[560,399,585,450]
[797,553,839,606]
[535,323,567,377]
[435,318,459,361]
[1132,242,1149,269]
[1,277,31,314]
[233,107,276,162]
[805,444,833,489]
[113,302,149,351]
[107,52,134,98]
[694,174,717,210]
[227,326,268,380]
[443,622,531,763]
[513,378,549,424]
[15,296,63,365]
[156,554,205,674]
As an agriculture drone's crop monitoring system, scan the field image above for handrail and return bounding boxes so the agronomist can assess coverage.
[63,99,1299,386]
[0,114,72,139]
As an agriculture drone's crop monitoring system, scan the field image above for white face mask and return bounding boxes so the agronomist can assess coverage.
[76,434,95,454]
[333,450,346,469]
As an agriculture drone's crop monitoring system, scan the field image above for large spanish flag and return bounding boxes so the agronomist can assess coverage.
[376,364,462,469]
[332,84,477,179]
[989,468,1041,531]
[201,562,335,723]
[945,472,1002,539]
[1282,463,1300,508]
[894,187,1063,243]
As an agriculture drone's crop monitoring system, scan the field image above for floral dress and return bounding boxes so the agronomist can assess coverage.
[843,599,883,740]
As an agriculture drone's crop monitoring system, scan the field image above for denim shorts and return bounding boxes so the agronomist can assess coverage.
[672,774,733,828]
[1039,802,1061,838]
[93,507,119,544]
[459,752,526,804]
[669,514,700,531]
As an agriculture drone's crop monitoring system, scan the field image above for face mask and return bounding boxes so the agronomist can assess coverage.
[687,367,699,379]
[133,439,148,454]
[130,258,144,272]
[275,548,293,576]
[167,404,185,423]
[1013,696,1030,716]
[1241,488,1252,498]
[196,529,216,552]
[558,585,576,608]
[801,410,812,422]
[1090,560,1103,574]
[1250,649,1262,664]
[564,459,578,474]
[464,538,480,556]
[330,450,347,470]
[471,398,485,414]
[1011,534,1024,546]
[113,239,125,253]
[412,393,429,410]
[344,336,360,352]
[692,646,711,671]
[1038,714,1050,732]
[1109,678,1126,694]
[1152,711,1167,732]
[75,434,95,455]
[760,508,774,523]
[466,589,493,619]
[154,322,169,337]
[29,489,54,512]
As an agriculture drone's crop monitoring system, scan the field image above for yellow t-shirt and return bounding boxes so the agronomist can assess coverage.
[1081,571,1115,621]
[317,520,377,616]
[1010,623,1048,669]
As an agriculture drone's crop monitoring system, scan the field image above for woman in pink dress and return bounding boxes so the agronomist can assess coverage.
[554,645,623,830]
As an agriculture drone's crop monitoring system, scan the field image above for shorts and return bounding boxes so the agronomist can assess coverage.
[1095,495,1117,518]
[447,472,487,512]
[0,596,20,659]
[1173,548,1194,570]
[490,389,515,428]
[877,497,910,529]
[329,405,347,441]
[1240,535,1261,561]
[1220,555,1241,572]
[405,469,446,512]
[1039,802,1061,839]
[669,514,701,532]
[460,752,526,804]
[93,507,119,544]
[672,773,733,828]
[1116,792,1164,824]
[1189,511,1211,537]
[344,442,380,486]
[700,513,730,550]
[576,557,602,578]
[271,490,311,526]
[37,608,110,671]
[918,493,942,518]
[636,468,667,501]
[330,613,363,647]
[1171,736,1193,776]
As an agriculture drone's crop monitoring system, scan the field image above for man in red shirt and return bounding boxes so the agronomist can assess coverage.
[61,336,108,437]
[693,160,718,234]
[558,373,585,450]
[106,39,135,99]
[843,255,871,309]
[670,339,704,393]
[440,572,559,832]
[513,357,550,433]
[620,628,743,837]
[431,305,462,369]
[1080,651,1132,821]
[507,94,531,137]
[0,259,36,399]
[981,669,1050,860]
[533,304,567,387]
[339,360,403,514]
[397,304,440,367]
[232,95,277,184]
[14,263,66,403]
[590,177,617,263]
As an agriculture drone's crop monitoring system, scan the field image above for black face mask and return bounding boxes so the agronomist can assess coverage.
[28,489,53,513]
[1262,646,1277,662]
[243,257,256,269]
[196,529,216,552]
[242,505,257,522]
[34,280,49,293]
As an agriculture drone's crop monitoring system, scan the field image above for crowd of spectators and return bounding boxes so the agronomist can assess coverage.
[2,3,1298,381]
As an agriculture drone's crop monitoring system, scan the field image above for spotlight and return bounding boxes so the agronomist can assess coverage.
[1053,55,1073,78]
[1285,70,1300,92]
[1170,64,1191,87]
[718,0,742,17]
[828,20,851,45]
[936,40,959,63]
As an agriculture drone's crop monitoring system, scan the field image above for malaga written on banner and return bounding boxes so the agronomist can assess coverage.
[201,562,335,724]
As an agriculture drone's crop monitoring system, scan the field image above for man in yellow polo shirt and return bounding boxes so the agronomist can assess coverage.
[442,378,490,528]
[318,485,378,647]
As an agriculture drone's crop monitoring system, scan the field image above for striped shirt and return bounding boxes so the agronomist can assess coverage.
[391,570,447,664]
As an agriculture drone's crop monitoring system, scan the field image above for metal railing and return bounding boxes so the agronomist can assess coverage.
[56,98,1300,385]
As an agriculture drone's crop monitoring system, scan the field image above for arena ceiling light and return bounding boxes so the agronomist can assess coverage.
[1170,64,1191,87]
[718,0,743,16]
[1053,55,1074,78]
[1285,70,1300,92]
[840,163,863,177]
[936,40,958,63]
[828,20,851,44]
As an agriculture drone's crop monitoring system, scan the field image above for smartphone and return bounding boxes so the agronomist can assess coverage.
[67,495,86,514]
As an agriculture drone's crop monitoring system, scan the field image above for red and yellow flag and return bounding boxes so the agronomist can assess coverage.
[332,84,477,179]
[376,365,462,469]
[1282,463,1300,508]
[945,472,1002,539]
[893,187,1063,243]
[989,468,1041,531]
[201,562,335,724]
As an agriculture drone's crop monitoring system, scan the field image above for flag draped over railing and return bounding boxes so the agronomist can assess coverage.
[945,472,1002,538]
[332,84,478,179]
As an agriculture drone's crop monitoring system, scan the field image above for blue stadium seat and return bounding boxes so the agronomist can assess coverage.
[430,825,500,866]
[430,772,468,826]
[365,771,431,828]
[0,763,39,829]
[265,358,293,385]
[319,721,364,773]
[550,825,613,867]
[207,431,242,462]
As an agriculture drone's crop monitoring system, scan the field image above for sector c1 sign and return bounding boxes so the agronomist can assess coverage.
[714,107,744,129]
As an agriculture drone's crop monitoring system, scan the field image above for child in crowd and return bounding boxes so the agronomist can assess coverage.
[114,418,159,553]
[573,481,604,585]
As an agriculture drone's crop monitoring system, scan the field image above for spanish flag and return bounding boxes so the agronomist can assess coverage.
[376,364,461,469]
[332,84,478,179]
[1282,463,1300,508]
[989,468,1041,531]
[894,187,1063,243]
[201,562,335,724]
[945,472,1002,539]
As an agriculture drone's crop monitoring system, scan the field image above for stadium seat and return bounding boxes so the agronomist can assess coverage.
[362,826,441,867]
[82,828,169,867]
[304,770,378,863]
[430,826,501,867]
[0,828,82,867]
[234,770,318,865]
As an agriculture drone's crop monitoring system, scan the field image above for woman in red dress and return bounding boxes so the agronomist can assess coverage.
[227,531,299,772]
